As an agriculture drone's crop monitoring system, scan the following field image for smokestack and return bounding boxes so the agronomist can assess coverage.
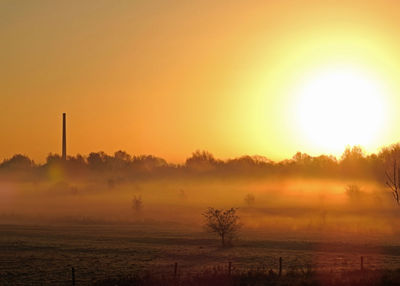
[62,113,66,160]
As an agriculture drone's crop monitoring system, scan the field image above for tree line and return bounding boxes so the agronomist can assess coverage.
[1,144,400,181]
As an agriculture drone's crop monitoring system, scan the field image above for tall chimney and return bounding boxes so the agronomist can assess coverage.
[62,113,67,160]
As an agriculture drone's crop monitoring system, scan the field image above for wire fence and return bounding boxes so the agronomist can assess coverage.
[0,256,374,285]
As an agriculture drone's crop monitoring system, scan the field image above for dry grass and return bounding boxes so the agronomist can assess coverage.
[2,224,400,285]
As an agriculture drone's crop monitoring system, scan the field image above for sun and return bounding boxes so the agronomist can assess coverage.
[294,66,388,153]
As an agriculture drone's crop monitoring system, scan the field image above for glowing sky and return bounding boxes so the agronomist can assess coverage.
[2,0,400,162]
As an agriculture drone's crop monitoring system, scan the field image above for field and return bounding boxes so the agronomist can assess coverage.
[2,177,400,285]
[2,223,400,285]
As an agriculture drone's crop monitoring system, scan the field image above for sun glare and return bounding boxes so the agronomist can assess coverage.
[295,66,388,153]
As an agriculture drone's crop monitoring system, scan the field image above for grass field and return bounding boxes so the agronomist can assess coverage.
[2,223,400,285]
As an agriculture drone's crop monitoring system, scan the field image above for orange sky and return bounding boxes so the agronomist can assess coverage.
[2,0,400,163]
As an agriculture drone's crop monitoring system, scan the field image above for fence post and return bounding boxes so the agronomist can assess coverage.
[279,257,282,277]
[361,256,364,271]
[228,261,232,276]
[174,262,178,279]
[72,267,75,286]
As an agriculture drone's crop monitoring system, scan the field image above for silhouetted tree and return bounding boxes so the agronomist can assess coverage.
[224,155,273,175]
[131,155,167,172]
[345,184,363,203]
[132,195,143,212]
[385,159,400,204]
[112,150,131,170]
[244,193,255,206]
[379,143,400,163]
[186,151,220,172]
[202,207,241,247]
[114,150,131,162]
[340,146,367,177]
[0,154,34,170]
[341,146,365,161]
[87,152,111,170]
[8,142,400,182]
[68,154,85,165]
[66,154,87,173]
[46,153,62,165]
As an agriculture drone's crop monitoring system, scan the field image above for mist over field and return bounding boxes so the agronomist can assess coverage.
[2,145,400,242]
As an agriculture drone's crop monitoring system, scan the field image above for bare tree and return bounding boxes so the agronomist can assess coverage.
[385,159,400,204]
[244,193,255,206]
[132,195,143,212]
[202,207,241,247]
[345,184,363,202]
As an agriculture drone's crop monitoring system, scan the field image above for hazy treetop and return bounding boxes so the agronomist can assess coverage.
[1,144,400,182]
